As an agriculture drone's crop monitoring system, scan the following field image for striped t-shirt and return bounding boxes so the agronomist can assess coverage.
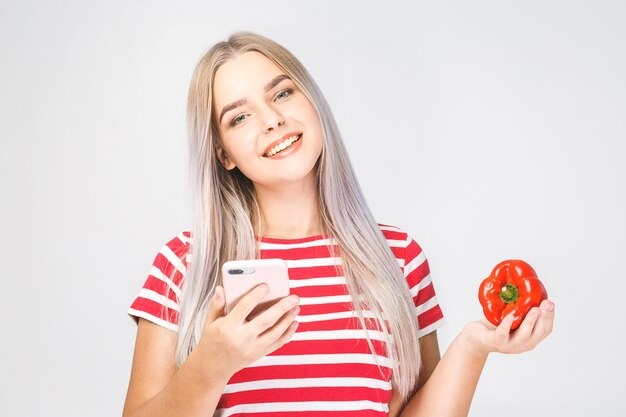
[128,224,445,416]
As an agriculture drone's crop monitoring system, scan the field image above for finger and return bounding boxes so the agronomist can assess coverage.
[229,283,270,322]
[511,306,541,348]
[265,320,300,355]
[492,311,515,350]
[258,305,301,344]
[531,300,555,340]
[205,285,226,324]
[479,318,497,331]
[250,294,300,334]
[497,311,515,336]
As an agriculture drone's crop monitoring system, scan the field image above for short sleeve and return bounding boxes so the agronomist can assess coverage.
[402,234,446,338]
[127,231,191,332]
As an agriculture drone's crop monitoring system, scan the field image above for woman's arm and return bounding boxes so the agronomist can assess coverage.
[388,331,442,417]
[400,299,555,417]
[122,319,230,417]
[398,326,488,417]
[122,285,300,417]
[415,331,442,391]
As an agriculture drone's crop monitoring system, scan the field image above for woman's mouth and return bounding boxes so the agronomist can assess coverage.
[264,134,302,158]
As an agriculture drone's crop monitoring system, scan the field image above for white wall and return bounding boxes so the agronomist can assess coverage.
[1,1,624,416]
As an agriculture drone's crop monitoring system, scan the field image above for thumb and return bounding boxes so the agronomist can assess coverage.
[205,285,226,324]
[495,312,515,340]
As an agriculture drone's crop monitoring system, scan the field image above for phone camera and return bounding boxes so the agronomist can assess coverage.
[228,269,244,275]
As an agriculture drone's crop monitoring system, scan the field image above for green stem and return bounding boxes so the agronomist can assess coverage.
[499,283,519,303]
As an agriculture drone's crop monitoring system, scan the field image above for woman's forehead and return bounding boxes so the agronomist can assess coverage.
[213,51,283,102]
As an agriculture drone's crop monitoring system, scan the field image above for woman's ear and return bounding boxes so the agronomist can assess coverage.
[215,145,236,170]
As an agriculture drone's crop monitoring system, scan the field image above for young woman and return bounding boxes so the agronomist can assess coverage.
[123,31,555,417]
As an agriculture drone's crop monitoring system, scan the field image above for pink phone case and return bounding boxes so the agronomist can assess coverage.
[222,258,290,318]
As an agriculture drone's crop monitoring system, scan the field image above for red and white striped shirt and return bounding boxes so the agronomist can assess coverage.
[128,223,445,416]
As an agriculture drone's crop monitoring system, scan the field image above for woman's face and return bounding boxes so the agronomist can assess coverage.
[212,51,323,188]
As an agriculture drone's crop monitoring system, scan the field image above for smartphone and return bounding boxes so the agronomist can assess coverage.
[221,258,290,319]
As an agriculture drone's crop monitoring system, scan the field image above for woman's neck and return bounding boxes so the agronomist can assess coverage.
[252,176,323,239]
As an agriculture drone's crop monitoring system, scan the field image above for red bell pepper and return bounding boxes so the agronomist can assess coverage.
[478,259,548,331]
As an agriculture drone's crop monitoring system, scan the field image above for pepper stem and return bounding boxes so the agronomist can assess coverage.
[499,283,519,303]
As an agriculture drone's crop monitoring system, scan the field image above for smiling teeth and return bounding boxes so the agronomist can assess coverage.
[266,134,301,157]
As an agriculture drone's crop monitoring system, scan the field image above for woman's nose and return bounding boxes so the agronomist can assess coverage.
[261,107,285,132]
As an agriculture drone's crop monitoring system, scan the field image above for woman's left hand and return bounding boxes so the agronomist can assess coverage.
[462,299,555,356]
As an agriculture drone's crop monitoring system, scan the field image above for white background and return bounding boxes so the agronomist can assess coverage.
[1,1,624,416]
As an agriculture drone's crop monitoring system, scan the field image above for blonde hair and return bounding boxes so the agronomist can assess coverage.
[177,31,422,401]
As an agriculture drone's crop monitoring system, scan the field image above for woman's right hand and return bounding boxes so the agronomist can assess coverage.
[194,284,300,380]
[461,298,555,357]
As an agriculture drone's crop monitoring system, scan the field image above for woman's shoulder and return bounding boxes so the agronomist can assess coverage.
[154,229,192,264]
[377,222,428,262]
[166,229,192,248]
[377,222,413,246]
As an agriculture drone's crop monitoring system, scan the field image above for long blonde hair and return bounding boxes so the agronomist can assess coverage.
[178,31,421,401]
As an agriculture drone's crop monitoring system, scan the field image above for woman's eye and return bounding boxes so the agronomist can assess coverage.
[230,114,247,126]
[229,89,293,127]
[275,88,294,100]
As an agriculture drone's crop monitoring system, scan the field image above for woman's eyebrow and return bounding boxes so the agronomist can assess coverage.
[218,74,291,124]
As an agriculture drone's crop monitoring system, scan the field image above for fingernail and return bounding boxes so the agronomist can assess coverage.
[541,302,553,312]
[258,284,269,294]
[288,295,300,306]
[529,308,539,319]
